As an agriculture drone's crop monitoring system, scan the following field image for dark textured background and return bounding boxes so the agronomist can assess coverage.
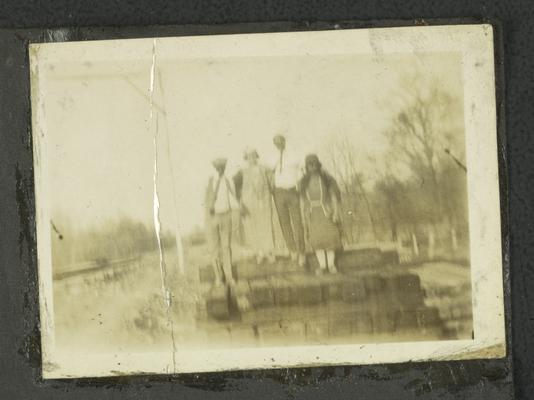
[0,1,530,398]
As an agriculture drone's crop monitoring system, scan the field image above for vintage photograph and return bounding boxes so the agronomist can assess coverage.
[30,25,505,378]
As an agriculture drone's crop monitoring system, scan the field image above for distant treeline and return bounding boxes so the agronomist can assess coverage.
[51,216,176,270]
[334,160,468,249]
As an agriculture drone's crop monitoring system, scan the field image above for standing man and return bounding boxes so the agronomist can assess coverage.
[204,157,239,287]
[270,134,306,267]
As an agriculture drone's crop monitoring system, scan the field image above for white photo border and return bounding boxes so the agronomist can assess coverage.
[30,24,505,379]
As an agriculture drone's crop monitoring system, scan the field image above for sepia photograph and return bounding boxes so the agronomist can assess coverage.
[30,24,505,378]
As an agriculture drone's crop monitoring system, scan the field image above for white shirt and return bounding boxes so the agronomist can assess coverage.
[271,148,304,189]
[211,174,238,213]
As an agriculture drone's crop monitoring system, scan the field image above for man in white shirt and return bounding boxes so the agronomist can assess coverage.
[204,157,239,286]
[270,134,306,267]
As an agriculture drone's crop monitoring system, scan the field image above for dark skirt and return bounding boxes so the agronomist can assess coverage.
[307,206,342,250]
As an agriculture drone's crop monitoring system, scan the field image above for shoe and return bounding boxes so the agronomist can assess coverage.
[290,252,298,262]
[328,265,338,274]
[315,268,325,276]
[297,253,306,267]
[266,253,276,264]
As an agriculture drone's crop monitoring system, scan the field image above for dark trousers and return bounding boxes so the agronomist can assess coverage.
[273,188,305,253]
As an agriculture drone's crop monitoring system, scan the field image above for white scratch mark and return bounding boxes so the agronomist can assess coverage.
[149,39,168,306]
[152,117,169,305]
[149,38,177,372]
[156,68,186,275]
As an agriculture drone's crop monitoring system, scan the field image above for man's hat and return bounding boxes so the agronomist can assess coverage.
[212,157,227,168]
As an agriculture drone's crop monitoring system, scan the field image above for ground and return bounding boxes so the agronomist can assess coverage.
[52,247,473,355]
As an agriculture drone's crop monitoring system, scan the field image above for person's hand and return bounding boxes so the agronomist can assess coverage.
[209,207,215,216]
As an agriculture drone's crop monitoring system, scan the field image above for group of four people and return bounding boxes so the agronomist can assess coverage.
[204,134,342,287]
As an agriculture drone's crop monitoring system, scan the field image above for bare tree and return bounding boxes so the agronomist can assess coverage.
[385,77,461,225]
[374,173,402,241]
[326,134,378,242]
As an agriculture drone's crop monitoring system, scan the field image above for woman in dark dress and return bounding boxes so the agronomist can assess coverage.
[299,154,342,274]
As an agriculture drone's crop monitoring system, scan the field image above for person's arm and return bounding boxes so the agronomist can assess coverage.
[233,170,244,201]
[204,177,215,217]
[326,172,342,223]
[329,174,342,202]
[295,154,306,192]
[229,173,248,217]
[259,164,274,193]
[332,196,341,223]
[265,156,277,191]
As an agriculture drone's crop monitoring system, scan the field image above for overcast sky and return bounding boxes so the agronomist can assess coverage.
[43,51,463,235]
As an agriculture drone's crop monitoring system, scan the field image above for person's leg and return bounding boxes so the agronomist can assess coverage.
[287,191,306,265]
[220,212,235,286]
[326,250,338,274]
[273,189,297,252]
[208,216,223,285]
[256,251,265,265]
[315,249,327,274]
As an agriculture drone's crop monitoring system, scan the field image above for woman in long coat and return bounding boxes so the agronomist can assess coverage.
[299,154,342,274]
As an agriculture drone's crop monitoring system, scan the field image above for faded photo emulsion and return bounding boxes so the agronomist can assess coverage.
[30,24,506,378]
